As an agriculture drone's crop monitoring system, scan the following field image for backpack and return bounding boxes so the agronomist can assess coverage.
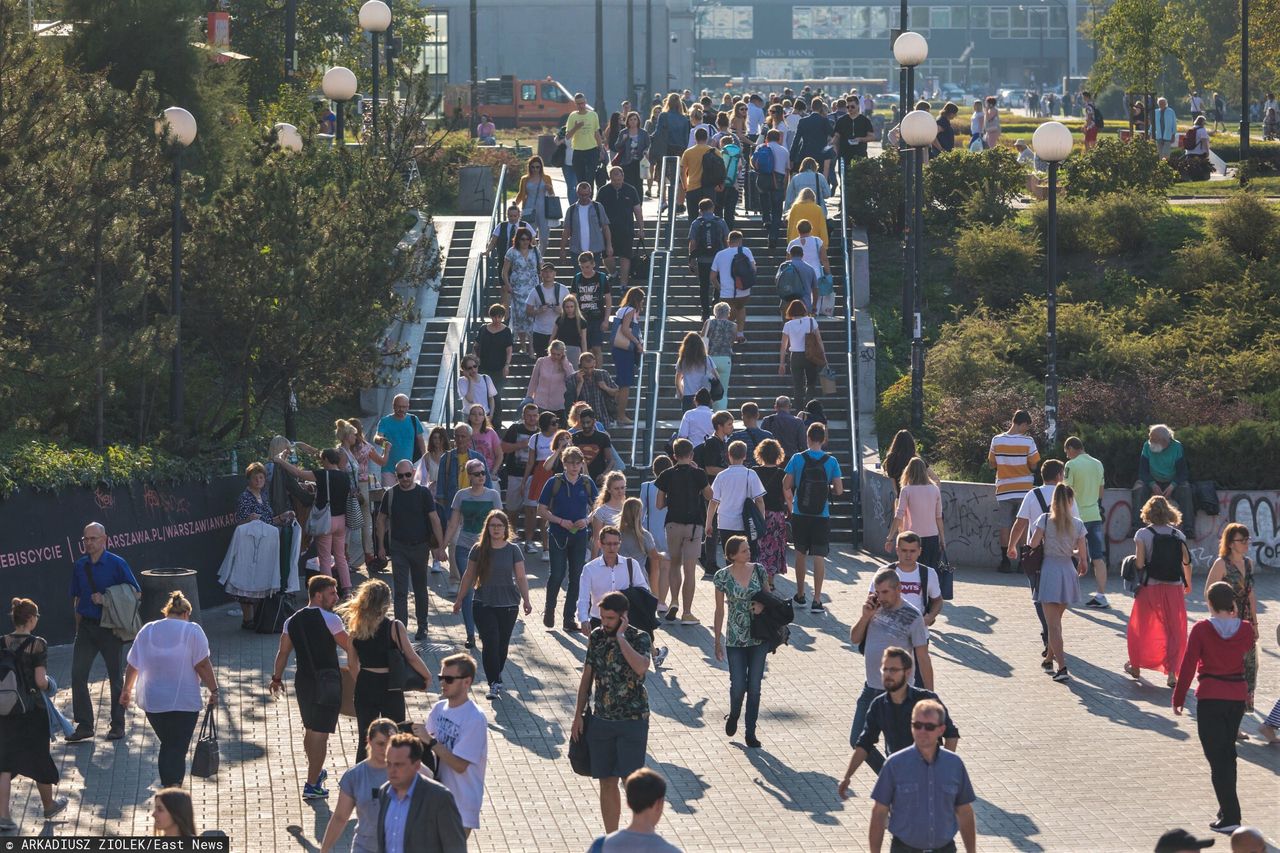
[795,452,833,515]
[730,247,756,292]
[776,262,807,300]
[1143,526,1187,584]
[751,144,774,175]
[1182,128,1200,151]
[1091,104,1105,129]
[535,282,564,307]
[691,216,726,258]
[701,147,727,188]
[0,636,37,716]
[722,145,742,183]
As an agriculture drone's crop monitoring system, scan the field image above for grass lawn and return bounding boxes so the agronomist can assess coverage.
[1168,175,1280,197]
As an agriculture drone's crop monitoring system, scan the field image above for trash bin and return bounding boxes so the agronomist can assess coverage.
[140,568,202,624]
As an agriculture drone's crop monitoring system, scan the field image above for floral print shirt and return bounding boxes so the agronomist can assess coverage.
[586,625,652,720]
[714,564,764,647]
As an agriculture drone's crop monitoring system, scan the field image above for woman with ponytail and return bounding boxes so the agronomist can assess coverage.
[122,592,219,788]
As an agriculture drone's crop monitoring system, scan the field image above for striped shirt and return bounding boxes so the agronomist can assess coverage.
[988,431,1040,503]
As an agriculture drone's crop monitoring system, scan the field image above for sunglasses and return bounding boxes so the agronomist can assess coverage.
[912,721,942,732]
[437,674,465,684]
[396,472,414,480]
[467,469,485,476]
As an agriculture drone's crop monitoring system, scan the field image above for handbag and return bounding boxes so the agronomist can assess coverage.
[803,317,827,368]
[544,194,563,221]
[306,470,333,536]
[936,548,955,601]
[386,620,427,692]
[568,710,593,776]
[707,361,725,402]
[190,706,219,779]
[1019,541,1045,579]
[299,609,342,708]
[621,558,661,633]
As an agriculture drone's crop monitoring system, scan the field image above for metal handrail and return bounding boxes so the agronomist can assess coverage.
[629,155,680,466]
[837,156,864,547]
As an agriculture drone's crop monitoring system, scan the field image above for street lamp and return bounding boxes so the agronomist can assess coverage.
[359,0,391,150]
[893,31,928,339]
[322,66,358,145]
[900,108,937,433]
[274,122,303,153]
[154,107,197,430]
[1031,120,1073,446]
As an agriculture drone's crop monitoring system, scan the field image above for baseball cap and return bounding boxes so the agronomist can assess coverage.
[1154,828,1215,853]
[539,261,556,271]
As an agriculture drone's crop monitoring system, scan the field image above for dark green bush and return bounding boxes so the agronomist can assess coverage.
[1204,139,1280,165]
[1163,239,1243,295]
[1028,196,1093,254]
[1086,191,1164,255]
[924,147,1027,224]
[846,147,903,234]
[1062,137,1176,198]
[1069,421,1280,490]
[1207,193,1278,259]
[948,224,1041,309]
[1168,150,1213,182]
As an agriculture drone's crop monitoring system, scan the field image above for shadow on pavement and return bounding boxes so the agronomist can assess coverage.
[941,604,999,635]
[1061,658,1190,741]
[650,759,711,815]
[929,631,1015,679]
[972,796,1044,852]
[742,745,841,825]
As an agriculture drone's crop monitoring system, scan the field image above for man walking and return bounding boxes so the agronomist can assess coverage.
[729,402,773,461]
[591,768,683,852]
[421,654,488,838]
[761,396,806,460]
[1153,97,1178,158]
[1064,436,1108,608]
[271,575,359,800]
[538,446,598,632]
[655,438,712,624]
[708,230,755,337]
[695,410,735,575]
[377,732,467,853]
[687,198,728,321]
[572,591,652,834]
[868,699,977,853]
[597,167,644,286]
[839,646,960,793]
[783,422,843,611]
[1173,582,1257,834]
[570,254,613,361]
[849,569,934,758]
[560,183,613,271]
[67,522,140,742]
[988,409,1041,573]
[376,460,447,640]
[878,532,943,627]
[705,441,766,561]
[1007,459,1079,661]
[526,261,566,356]
[376,394,425,488]
[566,93,605,194]
[680,127,716,223]
[578,526,667,666]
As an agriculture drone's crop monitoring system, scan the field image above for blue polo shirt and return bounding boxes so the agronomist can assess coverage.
[538,474,597,542]
[784,449,842,517]
[870,745,975,851]
[69,550,140,620]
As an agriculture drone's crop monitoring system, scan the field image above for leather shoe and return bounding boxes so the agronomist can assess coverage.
[106,726,124,741]
[66,728,94,743]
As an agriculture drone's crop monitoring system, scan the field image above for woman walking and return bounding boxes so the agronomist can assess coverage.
[0,598,68,832]
[714,536,769,748]
[886,457,945,569]
[612,111,651,193]
[611,288,646,425]
[338,580,432,762]
[779,300,822,403]
[457,357,497,419]
[319,719,397,853]
[590,471,629,556]
[753,440,790,590]
[473,305,513,427]
[554,294,588,366]
[466,404,504,480]
[344,419,388,566]
[675,331,716,412]
[523,412,562,556]
[526,340,575,421]
[502,228,542,357]
[442,460,503,650]
[514,158,553,255]
[640,456,671,607]
[274,448,354,596]
[1204,522,1258,710]
[982,96,1001,149]
[653,94,690,208]
[122,592,218,789]
[455,510,533,698]
[230,462,297,627]
[968,100,985,150]
[416,426,450,492]
[1028,484,1088,682]
[882,429,937,496]
[701,303,736,410]
[1124,495,1192,687]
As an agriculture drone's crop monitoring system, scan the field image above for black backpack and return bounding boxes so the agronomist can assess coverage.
[0,636,37,716]
[701,147,727,188]
[1143,526,1187,584]
[1091,104,1105,129]
[795,452,832,515]
[730,247,756,291]
[691,216,725,258]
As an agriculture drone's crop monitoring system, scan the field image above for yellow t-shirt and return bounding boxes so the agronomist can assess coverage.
[566,110,601,151]
[681,144,713,191]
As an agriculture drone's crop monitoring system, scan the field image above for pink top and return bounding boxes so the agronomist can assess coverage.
[895,483,942,537]
[471,428,503,476]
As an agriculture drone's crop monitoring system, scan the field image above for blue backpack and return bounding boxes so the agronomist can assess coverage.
[751,144,775,174]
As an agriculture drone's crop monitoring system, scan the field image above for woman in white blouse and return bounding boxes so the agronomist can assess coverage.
[121,592,218,788]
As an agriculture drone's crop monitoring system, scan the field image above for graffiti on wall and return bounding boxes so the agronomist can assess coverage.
[1103,490,1279,572]
[943,489,1000,553]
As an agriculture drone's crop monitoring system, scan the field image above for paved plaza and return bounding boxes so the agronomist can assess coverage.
[12,549,1280,852]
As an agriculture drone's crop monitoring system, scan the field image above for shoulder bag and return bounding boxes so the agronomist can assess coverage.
[306,470,333,536]
[299,609,342,708]
[707,360,724,402]
[622,558,661,632]
[1018,489,1050,579]
[385,619,427,692]
[936,549,955,601]
[803,317,827,368]
[190,705,219,778]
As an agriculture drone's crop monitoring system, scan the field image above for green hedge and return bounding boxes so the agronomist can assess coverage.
[1202,139,1280,165]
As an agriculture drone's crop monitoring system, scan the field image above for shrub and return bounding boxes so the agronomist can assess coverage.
[930,379,1042,481]
[846,147,903,234]
[1085,191,1164,255]
[1062,137,1176,198]
[1028,196,1093,254]
[1203,139,1280,165]
[1068,420,1280,490]
[948,224,1040,309]
[1207,193,1278,259]
[924,147,1027,224]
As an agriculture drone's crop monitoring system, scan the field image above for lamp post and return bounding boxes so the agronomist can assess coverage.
[1240,0,1249,157]
[1030,120,1073,447]
[893,31,928,340]
[359,1,391,150]
[154,106,197,430]
[322,66,358,145]
[900,109,938,433]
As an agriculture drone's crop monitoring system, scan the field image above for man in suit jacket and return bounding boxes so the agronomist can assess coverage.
[377,733,468,853]
[761,395,806,460]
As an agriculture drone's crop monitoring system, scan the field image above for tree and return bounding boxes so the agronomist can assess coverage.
[64,0,203,104]
[1088,0,1168,94]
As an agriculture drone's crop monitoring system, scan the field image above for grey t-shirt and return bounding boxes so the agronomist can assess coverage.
[620,528,656,564]
[1134,524,1187,585]
[1032,513,1086,558]
[471,542,526,608]
[864,602,930,689]
[599,829,684,852]
[338,761,389,853]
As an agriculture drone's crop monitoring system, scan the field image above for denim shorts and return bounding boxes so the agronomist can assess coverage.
[587,715,649,779]
[1084,519,1106,561]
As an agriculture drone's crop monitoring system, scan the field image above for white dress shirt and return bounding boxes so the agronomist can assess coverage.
[677,405,715,447]
[577,554,651,623]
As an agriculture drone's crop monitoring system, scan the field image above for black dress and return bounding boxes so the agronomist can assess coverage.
[0,634,58,784]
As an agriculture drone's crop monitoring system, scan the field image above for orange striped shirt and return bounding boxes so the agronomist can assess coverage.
[989,432,1040,502]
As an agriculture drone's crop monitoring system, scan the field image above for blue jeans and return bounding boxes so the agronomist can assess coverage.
[848,682,886,756]
[758,185,783,244]
[546,533,588,625]
[451,543,477,641]
[562,165,578,207]
[726,643,769,734]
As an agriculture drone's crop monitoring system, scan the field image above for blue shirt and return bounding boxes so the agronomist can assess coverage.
[382,773,419,853]
[784,449,842,517]
[69,551,140,620]
[870,745,975,851]
[538,474,597,542]
[376,413,423,473]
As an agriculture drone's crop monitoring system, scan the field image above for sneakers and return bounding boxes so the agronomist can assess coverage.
[1052,668,1071,683]
[429,560,447,574]
[810,600,826,614]
[486,683,500,700]
[66,728,94,744]
[680,613,700,625]
[542,609,555,629]
[1085,594,1109,608]
[744,733,762,749]
[653,647,669,667]
[525,541,540,555]
[44,797,68,820]
[464,636,475,649]
[414,627,428,643]
[1209,819,1240,834]
[105,725,124,741]
[302,781,329,800]
[1041,657,1055,671]
[724,712,739,737]
[792,592,807,606]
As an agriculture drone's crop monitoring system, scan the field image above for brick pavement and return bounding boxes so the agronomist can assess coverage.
[9,548,1279,851]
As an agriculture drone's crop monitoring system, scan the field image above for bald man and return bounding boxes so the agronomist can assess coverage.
[1231,827,1265,853]
[375,394,426,487]
[68,522,141,741]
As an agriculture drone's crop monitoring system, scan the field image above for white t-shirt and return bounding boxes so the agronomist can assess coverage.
[677,405,715,446]
[527,431,557,462]
[458,374,497,414]
[786,236,824,275]
[426,698,489,829]
[783,316,818,352]
[766,141,790,174]
[868,564,942,617]
[282,605,346,636]
[577,204,592,246]
[1015,485,1080,537]
[126,618,211,714]
[524,284,564,335]
[711,245,755,299]
[710,464,765,531]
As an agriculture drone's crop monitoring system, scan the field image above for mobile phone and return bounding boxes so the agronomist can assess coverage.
[397,720,415,734]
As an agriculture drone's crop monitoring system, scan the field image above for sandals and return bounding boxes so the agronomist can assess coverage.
[1123,662,1140,679]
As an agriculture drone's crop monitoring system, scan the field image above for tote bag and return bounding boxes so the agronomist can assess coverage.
[305,470,333,536]
[190,706,219,778]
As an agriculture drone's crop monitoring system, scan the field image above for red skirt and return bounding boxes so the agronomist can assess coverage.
[1127,582,1188,674]
[527,463,554,504]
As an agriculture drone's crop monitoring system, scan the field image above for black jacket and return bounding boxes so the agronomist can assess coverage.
[750,587,795,653]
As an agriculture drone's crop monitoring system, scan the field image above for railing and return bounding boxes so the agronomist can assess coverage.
[628,155,680,467]
[429,163,509,429]
[837,156,864,547]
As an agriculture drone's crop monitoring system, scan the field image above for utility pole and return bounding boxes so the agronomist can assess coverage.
[1240,0,1250,157]
[626,0,635,108]
[645,0,654,104]
[595,0,606,112]
[284,0,297,79]
[469,0,478,128]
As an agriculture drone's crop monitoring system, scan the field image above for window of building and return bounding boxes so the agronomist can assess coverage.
[416,10,448,107]
[701,5,753,39]
[987,5,1067,39]
[792,5,890,39]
